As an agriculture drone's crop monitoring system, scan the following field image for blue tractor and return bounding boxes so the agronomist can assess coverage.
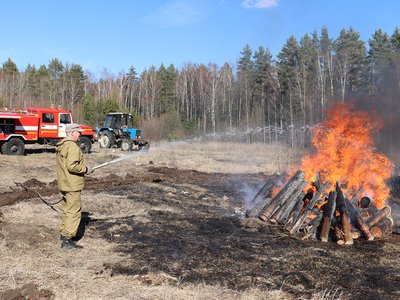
[96,112,149,151]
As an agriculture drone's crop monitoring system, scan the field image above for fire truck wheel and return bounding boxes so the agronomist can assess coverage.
[78,136,92,154]
[121,138,132,151]
[1,138,25,155]
[99,130,115,148]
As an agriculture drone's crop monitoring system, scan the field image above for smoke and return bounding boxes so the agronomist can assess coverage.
[349,78,400,165]
[240,183,260,211]
[238,174,285,214]
[338,97,400,227]
[387,199,400,233]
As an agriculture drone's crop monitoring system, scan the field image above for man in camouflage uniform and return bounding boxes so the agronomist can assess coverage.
[56,123,93,249]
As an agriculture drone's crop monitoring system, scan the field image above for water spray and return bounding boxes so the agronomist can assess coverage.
[92,135,210,171]
[92,150,149,171]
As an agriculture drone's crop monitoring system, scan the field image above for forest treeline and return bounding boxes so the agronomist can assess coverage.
[0,26,400,146]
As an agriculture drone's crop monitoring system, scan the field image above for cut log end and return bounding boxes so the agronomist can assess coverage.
[367,205,392,227]
[344,240,354,245]
[351,230,361,239]
[370,227,383,239]
[369,216,393,238]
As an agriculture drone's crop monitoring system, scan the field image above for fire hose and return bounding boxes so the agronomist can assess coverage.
[13,159,126,212]
[15,182,61,212]
[15,181,133,221]
[15,153,145,213]
[92,161,112,171]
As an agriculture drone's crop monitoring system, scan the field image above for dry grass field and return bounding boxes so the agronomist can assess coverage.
[0,141,399,300]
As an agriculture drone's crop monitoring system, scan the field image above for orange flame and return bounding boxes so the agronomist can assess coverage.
[296,103,393,209]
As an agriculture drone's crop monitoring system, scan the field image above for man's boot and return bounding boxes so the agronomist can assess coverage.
[60,235,83,249]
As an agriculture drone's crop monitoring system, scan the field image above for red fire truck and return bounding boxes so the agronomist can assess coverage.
[0,107,95,155]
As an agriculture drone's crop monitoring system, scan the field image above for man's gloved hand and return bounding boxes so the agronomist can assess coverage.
[86,165,94,175]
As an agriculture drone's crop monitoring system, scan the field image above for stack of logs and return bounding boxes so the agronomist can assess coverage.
[246,170,393,244]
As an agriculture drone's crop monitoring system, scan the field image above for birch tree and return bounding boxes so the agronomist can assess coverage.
[220,63,234,129]
[194,64,210,133]
[139,66,162,120]
[208,63,220,135]
[320,27,335,107]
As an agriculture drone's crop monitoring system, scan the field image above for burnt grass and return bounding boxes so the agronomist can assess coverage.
[1,166,400,299]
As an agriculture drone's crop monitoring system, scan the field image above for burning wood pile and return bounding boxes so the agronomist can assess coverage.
[246,170,394,244]
[245,103,397,244]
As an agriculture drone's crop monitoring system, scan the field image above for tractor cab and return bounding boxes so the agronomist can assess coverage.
[97,112,148,151]
[104,113,133,129]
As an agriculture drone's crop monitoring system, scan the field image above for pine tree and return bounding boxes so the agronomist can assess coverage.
[47,58,64,105]
[82,93,97,126]
[37,65,50,106]
[368,29,393,95]
[299,33,318,124]
[26,64,39,103]
[253,46,272,99]
[1,58,19,107]
[390,27,400,96]
[253,46,273,135]
[314,27,334,116]
[277,35,300,128]
[124,65,139,113]
[237,44,255,129]
[334,27,366,101]
[65,63,85,108]
[159,64,178,114]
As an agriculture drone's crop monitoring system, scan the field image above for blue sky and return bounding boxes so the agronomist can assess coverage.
[0,0,399,76]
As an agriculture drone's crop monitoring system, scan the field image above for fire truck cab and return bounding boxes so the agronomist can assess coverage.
[0,107,95,155]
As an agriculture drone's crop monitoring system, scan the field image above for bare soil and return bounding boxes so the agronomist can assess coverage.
[0,142,399,300]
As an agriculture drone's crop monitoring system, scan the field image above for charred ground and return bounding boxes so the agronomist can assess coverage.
[0,143,399,299]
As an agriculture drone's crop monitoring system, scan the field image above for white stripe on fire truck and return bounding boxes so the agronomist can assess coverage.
[15,126,38,131]
[41,125,58,130]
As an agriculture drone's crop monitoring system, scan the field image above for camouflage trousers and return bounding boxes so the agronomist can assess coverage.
[59,190,81,239]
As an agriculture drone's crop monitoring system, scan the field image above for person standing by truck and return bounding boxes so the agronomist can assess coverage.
[56,123,94,249]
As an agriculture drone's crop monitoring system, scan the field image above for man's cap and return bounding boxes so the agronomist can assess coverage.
[66,123,84,133]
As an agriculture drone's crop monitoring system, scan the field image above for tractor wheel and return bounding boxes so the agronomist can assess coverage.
[78,136,92,154]
[99,130,115,148]
[1,138,25,155]
[121,138,132,151]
